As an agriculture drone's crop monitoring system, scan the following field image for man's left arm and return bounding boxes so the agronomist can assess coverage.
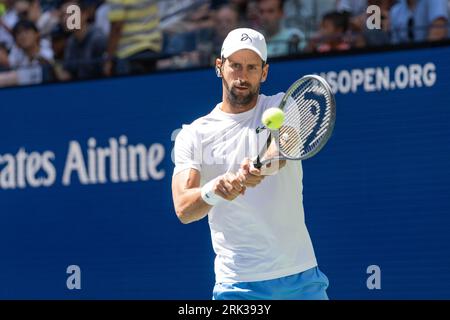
[238,134,287,185]
[260,134,287,176]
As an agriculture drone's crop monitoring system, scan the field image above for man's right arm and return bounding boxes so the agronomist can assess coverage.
[172,168,211,224]
[172,169,246,224]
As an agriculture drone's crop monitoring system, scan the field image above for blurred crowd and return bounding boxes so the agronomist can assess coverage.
[0,0,448,87]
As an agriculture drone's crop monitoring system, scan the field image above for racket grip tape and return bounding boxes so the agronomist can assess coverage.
[253,156,263,169]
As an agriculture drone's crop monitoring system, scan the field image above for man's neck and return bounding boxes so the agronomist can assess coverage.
[221,96,258,114]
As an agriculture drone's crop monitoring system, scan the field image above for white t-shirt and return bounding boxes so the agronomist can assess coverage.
[173,93,318,283]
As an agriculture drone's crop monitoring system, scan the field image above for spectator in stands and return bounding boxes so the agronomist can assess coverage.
[2,0,58,37]
[158,1,218,70]
[50,24,71,81]
[210,4,241,60]
[336,0,367,34]
[8,19,54,85]
[207,0,248,25]
[351,0,395,48]
[50,24,68,61]
[182,2,215,33]
[35,0,60,37]
[306,11,351,53]
[246,0,261,30]
[336,0,367,17]
[163,3,240,69]
[63,0,107,79]
[257,0,306,57]
[190,3,241,67]
[229,0,250,25]
[1,0,21,30]
[160,0,213,34]
[0,41,9,71]
[4,0,41,28]
[0,19,14,50]
[26,0,41,24]
[104,0,162,76]
[94,0,110,37]
[390,0,449,44]
[448,0,450,39]
[16,0,56,62]
[284,0,335,30]
[9,19,53,68]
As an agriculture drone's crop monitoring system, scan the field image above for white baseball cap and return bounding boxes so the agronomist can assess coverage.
[221,28,267,63]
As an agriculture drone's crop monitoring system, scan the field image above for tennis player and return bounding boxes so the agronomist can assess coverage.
[172,28,329,300]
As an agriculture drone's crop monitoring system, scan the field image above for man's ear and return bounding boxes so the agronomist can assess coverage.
[215,58,222,78]
[261,63,269,83]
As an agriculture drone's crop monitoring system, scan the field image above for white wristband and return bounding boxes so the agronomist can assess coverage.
[201,178,223,206]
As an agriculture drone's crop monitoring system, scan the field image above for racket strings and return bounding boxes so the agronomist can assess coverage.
[280,79,333,158]
[282,82,317,156]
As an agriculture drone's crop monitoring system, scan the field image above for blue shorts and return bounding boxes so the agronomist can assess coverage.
[213,266,329,300]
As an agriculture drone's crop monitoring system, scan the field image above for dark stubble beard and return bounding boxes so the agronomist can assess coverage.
[223,78,260,109]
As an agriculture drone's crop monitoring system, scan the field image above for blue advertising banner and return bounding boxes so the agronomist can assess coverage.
[1,45,450,299]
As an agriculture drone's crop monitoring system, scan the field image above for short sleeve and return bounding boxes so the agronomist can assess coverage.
[172,125,202,177]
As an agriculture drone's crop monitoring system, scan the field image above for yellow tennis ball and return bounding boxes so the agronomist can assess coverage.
[262,108,285,130]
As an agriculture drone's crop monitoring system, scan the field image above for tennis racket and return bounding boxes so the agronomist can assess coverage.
[254,74,336,169]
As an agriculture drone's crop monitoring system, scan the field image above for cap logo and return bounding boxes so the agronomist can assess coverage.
[241,33,252,42]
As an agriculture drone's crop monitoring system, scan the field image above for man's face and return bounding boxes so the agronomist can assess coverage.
[218,49,268,109]
[258,0,283,35]
[16,28,39,51]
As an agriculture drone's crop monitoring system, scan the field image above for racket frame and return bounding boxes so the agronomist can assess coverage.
[254,74,336,169]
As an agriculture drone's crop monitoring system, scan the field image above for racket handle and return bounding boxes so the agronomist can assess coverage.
[253,156,263,169]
